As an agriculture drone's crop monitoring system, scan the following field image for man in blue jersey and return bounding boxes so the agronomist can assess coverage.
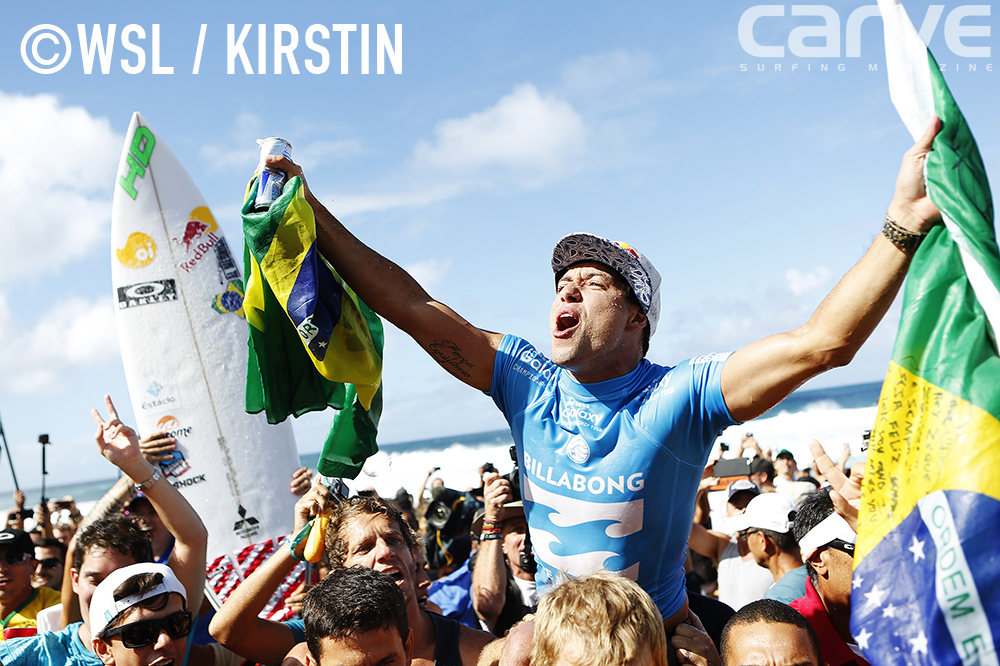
[270,118,942,632]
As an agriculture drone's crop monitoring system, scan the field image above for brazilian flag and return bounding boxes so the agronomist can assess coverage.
[852,2,1000,664]
[242,174,383,480]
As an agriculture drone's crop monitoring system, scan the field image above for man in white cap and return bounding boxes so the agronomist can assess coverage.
[689,480,774,610]
[730,493,806,604]
[269,120,941,631]
[790,488,867,666]
[89,563,190,666]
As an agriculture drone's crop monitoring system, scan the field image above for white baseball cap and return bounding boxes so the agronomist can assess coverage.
[729,492,797,534]
[89,563,186,638]
[551,233,662,337]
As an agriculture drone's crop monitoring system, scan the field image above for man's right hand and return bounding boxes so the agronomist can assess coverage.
[138,431,177,463]
[483,473,514,523]
[293,477,331,534]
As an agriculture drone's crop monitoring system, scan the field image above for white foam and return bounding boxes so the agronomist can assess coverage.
[355,403,878,499]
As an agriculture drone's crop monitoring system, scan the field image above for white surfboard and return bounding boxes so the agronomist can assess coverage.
[110,112,300,560]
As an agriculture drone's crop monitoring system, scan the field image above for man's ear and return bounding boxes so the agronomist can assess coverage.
[404,627,414,664]
[93,638,115,666]
[628,309,648,332]
[807,548,829,577]
[70,568,80,595]
[760,532,777,557]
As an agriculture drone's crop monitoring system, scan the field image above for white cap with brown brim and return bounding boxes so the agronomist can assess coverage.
[89,562,186,638]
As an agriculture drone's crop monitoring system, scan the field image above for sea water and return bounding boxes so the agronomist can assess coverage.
[12,381,882,512]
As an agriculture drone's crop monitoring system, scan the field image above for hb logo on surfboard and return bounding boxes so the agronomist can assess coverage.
[119,125,155,200]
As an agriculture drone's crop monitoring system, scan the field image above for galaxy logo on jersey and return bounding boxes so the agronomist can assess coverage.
[518,348,555,383]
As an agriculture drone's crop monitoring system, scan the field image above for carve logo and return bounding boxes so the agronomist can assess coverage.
[116,232,157,268]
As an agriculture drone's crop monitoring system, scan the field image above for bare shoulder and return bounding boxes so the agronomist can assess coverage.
[459,623,498,666]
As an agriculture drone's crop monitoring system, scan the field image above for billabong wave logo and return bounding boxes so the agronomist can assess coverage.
[566,435,590,464]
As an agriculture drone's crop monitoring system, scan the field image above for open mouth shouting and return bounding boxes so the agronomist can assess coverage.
[553,309,580,338]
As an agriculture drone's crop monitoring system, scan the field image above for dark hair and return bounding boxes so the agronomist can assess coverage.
[74,514,153,570]
[750,458,774,481]
[720,599,821,666]
[304,566,409,663]
[792,488,834,588]
[324,496,416,569]
[36,538,67,559]
[98,572,176,638]
[757,528,799,553]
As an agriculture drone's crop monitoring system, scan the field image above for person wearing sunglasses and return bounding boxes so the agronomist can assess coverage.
[33,538,67,592]
[89,563,190,666]
[790,488,867,666]
[0,528,61,640]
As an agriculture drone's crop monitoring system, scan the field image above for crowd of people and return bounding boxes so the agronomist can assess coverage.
[0,403,870,666]
[0,116,945,666]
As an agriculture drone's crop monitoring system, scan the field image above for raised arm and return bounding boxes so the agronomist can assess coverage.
[267,155,502,392]
[721,118,943,422]
[688,522,730,566]
[210,479,330,664]
[472,474,514,629]
[91,394,208,612]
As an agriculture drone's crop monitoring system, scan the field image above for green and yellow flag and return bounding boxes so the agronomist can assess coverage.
[242,175,383,479]
[852,1,999,664]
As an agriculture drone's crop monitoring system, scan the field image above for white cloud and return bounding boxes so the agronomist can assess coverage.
[403,259,451,291]
[199,112,364,175]
[328,84,587,216]
[785,266,832,296]
[331,182,465,217]
[0,92,120,284]
[413,83,586,185]
[0,293,119,395]
[559,49,660,104]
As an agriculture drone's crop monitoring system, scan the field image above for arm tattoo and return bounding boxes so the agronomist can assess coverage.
[428,340,474,378]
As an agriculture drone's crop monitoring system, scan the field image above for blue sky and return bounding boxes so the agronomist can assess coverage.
[0,1,995,495]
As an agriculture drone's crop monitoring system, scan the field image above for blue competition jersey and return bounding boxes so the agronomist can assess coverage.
[489,335,737,619]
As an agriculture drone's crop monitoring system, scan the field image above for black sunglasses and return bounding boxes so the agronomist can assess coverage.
[0,551,32,566]
[827,538,855,558]
[38,557,62,569]
[102,611,192,649]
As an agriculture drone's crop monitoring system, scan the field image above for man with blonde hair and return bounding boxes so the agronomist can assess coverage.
[532,571,720,666]
[533,571,669,666]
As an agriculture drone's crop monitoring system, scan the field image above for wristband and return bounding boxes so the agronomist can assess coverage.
[882,215,927,253]
[134,467,162,493]
[480,532,502,541]
[482,519,502,530]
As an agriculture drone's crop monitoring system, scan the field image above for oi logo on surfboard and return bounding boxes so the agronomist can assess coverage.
[117,232,157,268]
